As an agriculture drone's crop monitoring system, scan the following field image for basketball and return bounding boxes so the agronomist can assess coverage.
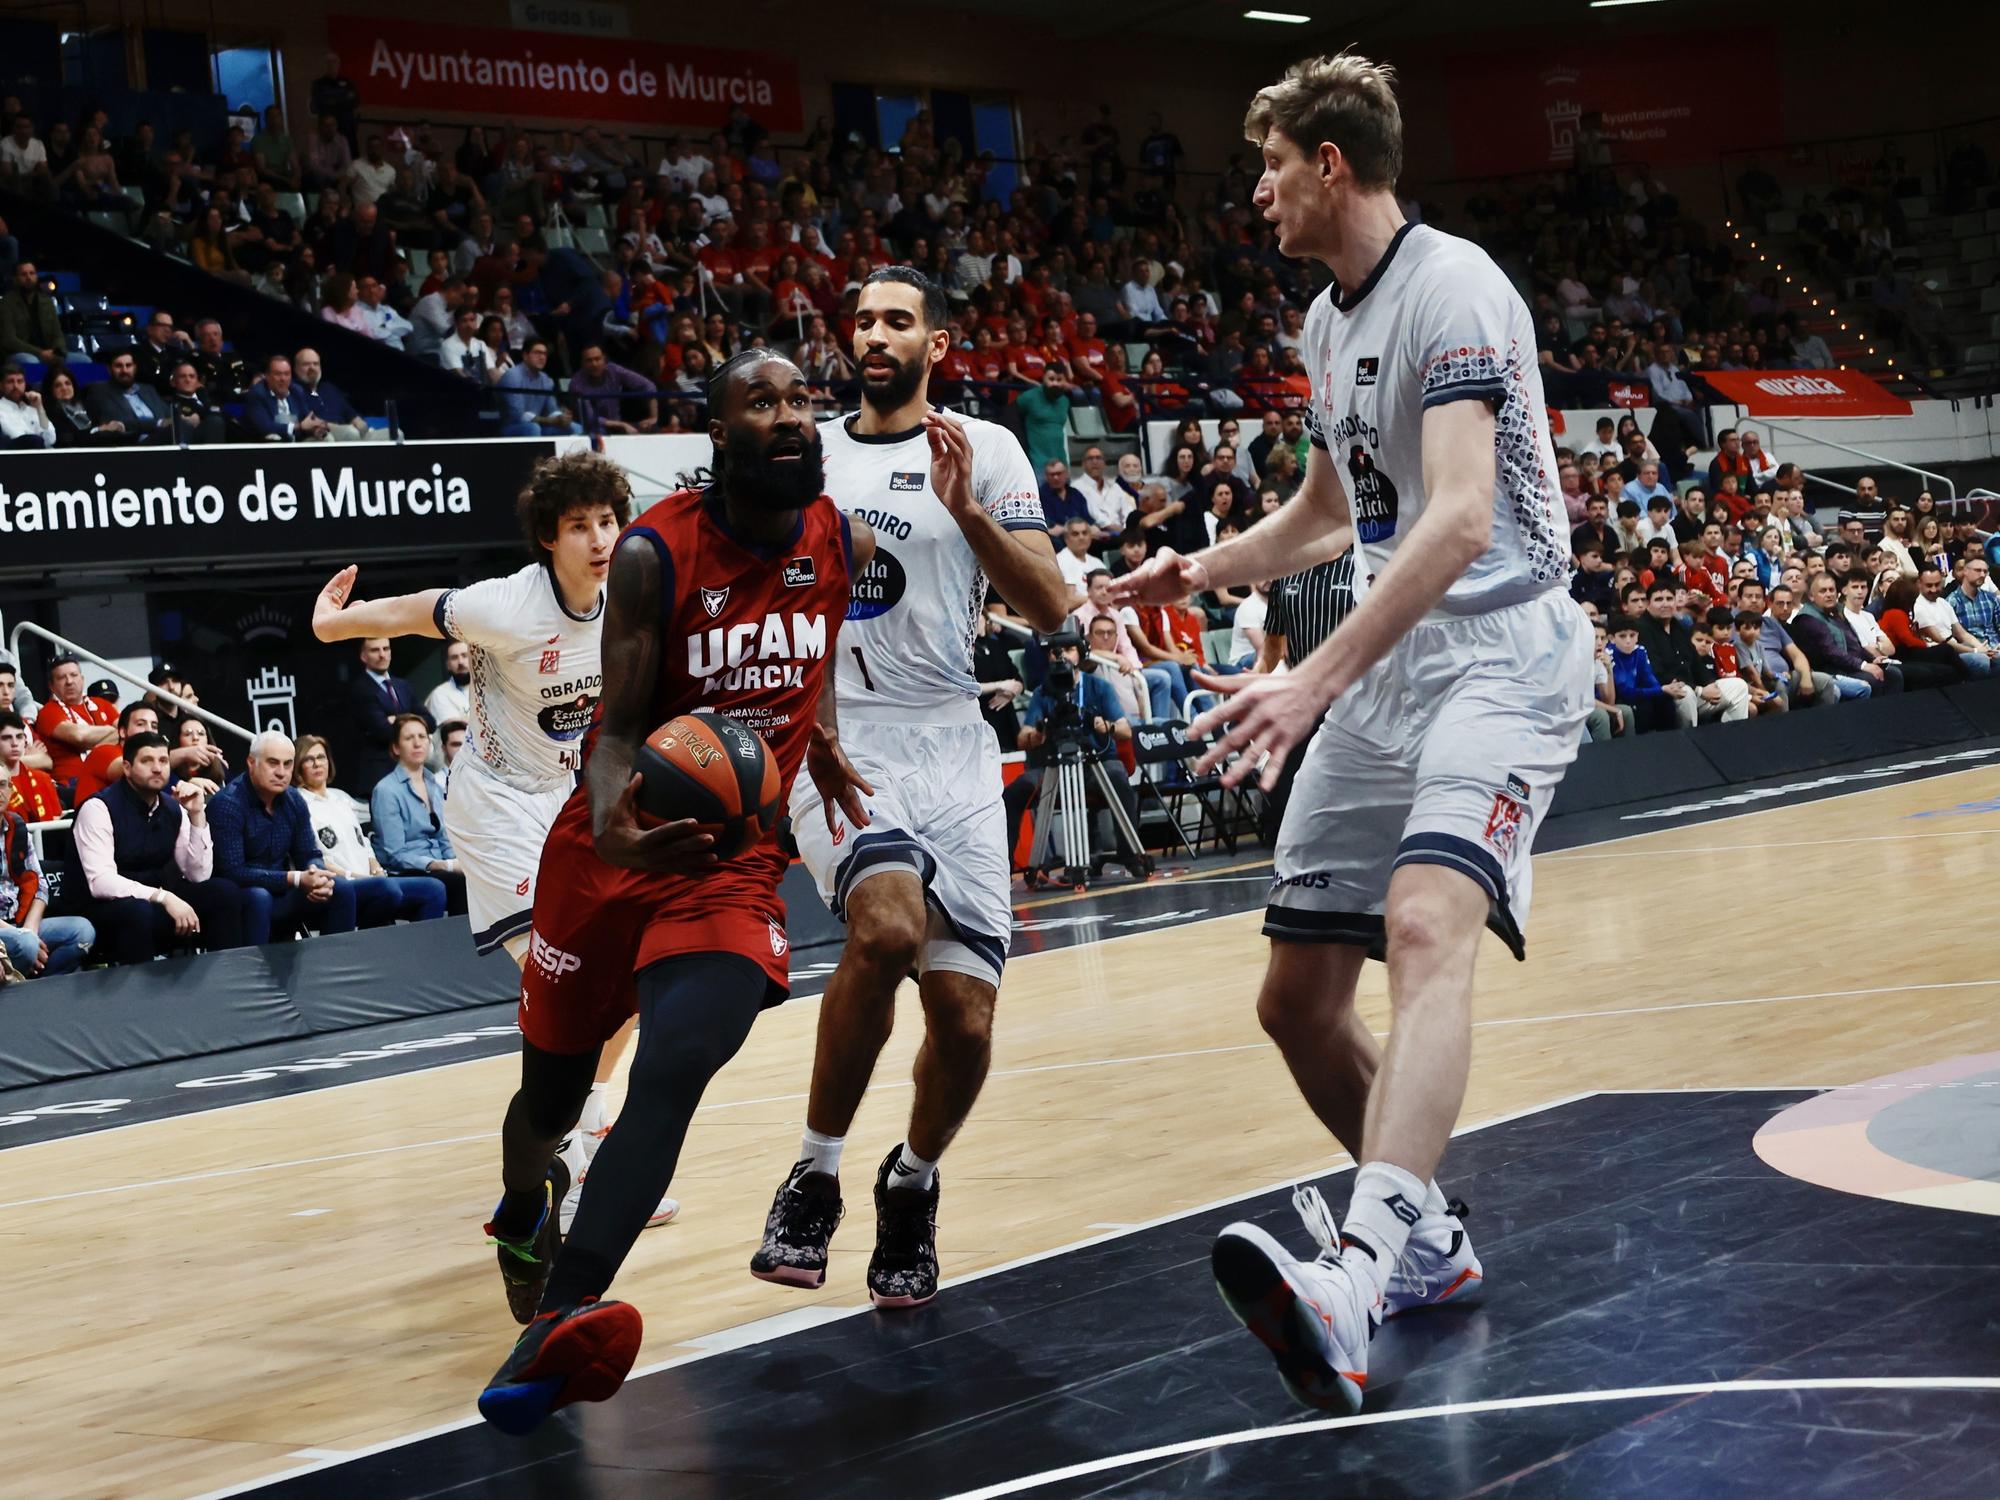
[632,713,782,857]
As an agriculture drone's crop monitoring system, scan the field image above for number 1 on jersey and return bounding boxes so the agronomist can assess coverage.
[849,645,876,692]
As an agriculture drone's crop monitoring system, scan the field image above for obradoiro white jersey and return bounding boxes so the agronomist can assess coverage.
[433,562,602,794]
[821,411,1044,723]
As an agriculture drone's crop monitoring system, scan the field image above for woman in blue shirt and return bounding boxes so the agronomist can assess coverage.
[371,713,467,915]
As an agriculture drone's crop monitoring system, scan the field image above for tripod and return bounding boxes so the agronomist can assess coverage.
[1024,739,1153,890]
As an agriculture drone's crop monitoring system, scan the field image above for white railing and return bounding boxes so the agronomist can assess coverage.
[4,621,257,748]
[1754,418,1957,503]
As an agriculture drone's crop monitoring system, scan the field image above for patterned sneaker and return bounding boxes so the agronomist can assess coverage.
[1211,1185,1380,1414]
[749,1160,844,1288]
[867,1145,940,1309]
[485,1152,570,1327]
[1384,1200,1484,1318]
[477,1297,643,1437]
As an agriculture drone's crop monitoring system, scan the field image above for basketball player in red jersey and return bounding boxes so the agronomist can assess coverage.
[477,350,876,1436]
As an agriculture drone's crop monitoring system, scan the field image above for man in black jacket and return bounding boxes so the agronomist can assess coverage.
[343,636,429,794]
[1637,581,1705,728]
[82,349,171,444]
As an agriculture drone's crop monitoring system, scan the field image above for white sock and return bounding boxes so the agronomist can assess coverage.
[1338,1161,1429,1305]
[890,1141,938,1192]
[1423,1179,1452,1218]
[798,1127,844,1178]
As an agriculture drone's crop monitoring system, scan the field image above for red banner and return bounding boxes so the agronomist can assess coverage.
[336,15,802,132]
[1444,28,1781,178]
[1700,369,1911,419]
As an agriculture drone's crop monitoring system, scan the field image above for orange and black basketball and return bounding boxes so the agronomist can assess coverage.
[633,713,781,858]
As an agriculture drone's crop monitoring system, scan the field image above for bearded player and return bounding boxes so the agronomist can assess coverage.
[311,453,677,1252]
[1114,53,1592,1412]
[476,349,876,1435]
[750,267,1068,1309]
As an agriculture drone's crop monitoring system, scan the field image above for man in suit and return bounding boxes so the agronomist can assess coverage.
[243,352,330,441]
[83,349,172,444]
[344,636,428,794]
[291,347,372,441]
[162,359,227,444]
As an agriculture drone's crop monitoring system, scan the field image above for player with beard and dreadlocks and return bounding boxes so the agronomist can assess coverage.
[476,350,877,1435]
[749,267,1069,1309]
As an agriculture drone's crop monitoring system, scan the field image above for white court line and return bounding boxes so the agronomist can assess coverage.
[17,753,1995,1159]
[12,974,1975,1213]
[939,1377,2000,1500]
[180,1091,1599,1500]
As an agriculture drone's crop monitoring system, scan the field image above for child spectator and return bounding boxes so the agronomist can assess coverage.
[1607,617,1677,733]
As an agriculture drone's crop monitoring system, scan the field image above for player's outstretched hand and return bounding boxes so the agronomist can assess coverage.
[596,774,719,874]
[1105,546,1209,606]
[311,565,360,642]
[923,411,975,517]
[806,722,874,833]
[1186,669,1331,791]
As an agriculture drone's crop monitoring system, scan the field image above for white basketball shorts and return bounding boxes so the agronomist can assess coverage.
[789,717,1012,987]
[442,758,570,959]
[1264,588,1594,959]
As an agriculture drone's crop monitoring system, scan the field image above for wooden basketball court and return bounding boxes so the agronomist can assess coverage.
[5,765,1998,1500]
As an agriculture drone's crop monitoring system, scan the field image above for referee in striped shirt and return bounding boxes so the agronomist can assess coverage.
[1254,547,1356,842]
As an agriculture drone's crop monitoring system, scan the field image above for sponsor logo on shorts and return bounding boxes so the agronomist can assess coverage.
[888,472,925,493]
[515,876,531,896]
[768,920,789,957]
[539,649,561,675]
[701,585,730,618]
[1506,773,1530,799]
[1483,793,1525,859]
[831,819,845,847]
[783,556,817,587]
[1272,871,1334,891]
[529,930,582,980]
[1355,356,1379,386]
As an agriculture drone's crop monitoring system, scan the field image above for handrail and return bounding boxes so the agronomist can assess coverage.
[1748,418,1955,503]
[3,622,257,748]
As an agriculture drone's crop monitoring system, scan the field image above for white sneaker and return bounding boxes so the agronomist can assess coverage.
[1384,1203,1484,1318]
[554,1131,680,1235]
[1212,1185,1378,1413]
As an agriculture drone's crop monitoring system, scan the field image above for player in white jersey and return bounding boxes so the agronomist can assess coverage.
[310,453,676,1316]
[1114,53,1593,1412]
[751,268,1070,1307]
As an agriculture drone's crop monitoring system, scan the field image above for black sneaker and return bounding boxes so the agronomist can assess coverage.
[749,1159,844,1288]
[867,1145,940,1309]
[484,1151,570,1326]
[477,1297,643,1437]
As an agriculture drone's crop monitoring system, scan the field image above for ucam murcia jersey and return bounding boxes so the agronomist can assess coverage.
[432,562,602,795]
[1302,222,1571,623]
[820,411,1044,724]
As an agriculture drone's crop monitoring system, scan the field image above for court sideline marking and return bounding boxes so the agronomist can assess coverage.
[8,759,1987,1157]
[10,976,1991,1214]
[937,1377,2000,1499]
[185,1089,1612,1498]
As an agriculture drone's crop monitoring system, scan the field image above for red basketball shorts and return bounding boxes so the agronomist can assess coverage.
[516,790,793,1055]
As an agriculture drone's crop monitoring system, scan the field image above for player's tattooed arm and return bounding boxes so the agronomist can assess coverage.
[588,535,716,874]
[310,566,448,641]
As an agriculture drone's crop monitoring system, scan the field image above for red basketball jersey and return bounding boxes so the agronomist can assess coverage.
[598,486,853,876]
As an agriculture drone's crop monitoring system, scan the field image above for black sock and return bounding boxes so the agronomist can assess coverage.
[540,953,764,1310]
[492,1041,597,1240]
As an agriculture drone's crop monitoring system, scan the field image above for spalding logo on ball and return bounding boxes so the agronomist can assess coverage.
[633,713,781,858]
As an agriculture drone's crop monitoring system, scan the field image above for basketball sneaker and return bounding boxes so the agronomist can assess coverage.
[485,1152,570,1326]
[1211,1185,1380,1414]
[557,1131,681,1236]
[477,1297,643,1437]
[867,1145,940,1309]
[749,1159,843,1288]
[1384,1200,1484,1318]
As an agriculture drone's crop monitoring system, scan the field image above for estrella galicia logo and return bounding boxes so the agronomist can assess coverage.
[783,556,817,588]
[537,694,596,741]
[1346,444,1399,544]
[846,546,907,620]
[888,472,925,493]
[1355,356,1379,386]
